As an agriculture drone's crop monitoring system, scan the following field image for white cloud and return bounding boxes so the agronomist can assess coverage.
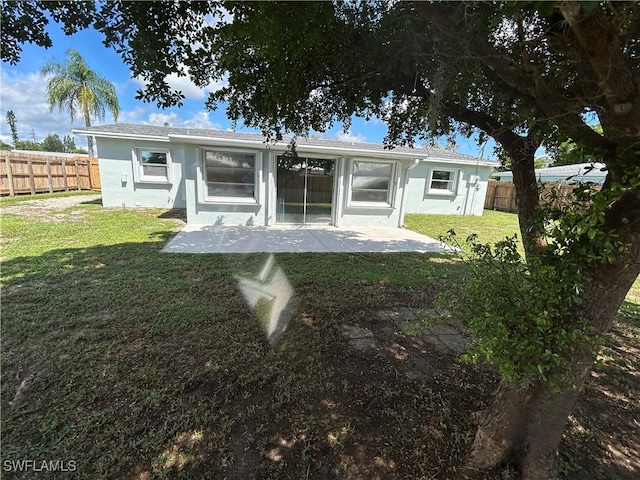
[147,111,181,126]
[0,69,222,150]
[132,69,227,101]
[336,130,367,143]
[145,110,221,130]
[0,70,103,149]
[182,111,221,129]
[118,106,147,124]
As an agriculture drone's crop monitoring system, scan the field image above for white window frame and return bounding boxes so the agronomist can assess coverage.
[132,147,172,184]
[198,148,261,204]
[347,159,396,208]
[426,167,459,196]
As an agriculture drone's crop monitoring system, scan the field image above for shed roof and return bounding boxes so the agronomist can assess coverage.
[73,123,495,167]
[493,162,607,182]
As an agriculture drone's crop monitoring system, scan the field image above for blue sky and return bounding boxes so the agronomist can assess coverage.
[0,19,497,160]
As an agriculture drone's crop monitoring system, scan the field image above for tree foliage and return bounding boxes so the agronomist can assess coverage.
[41,48,120,155]
[40,133,65,152]
[14,140,42,151]
[549,124,604,167]
[6,109,18,144]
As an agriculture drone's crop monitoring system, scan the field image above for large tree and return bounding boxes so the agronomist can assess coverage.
[3,2,638,478]
[41,48,120,156]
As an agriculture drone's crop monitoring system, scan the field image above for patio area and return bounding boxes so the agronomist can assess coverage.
[161,224,451,254]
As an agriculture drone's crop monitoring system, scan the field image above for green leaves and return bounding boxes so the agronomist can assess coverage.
[440,230,596,388]
[42,48,120,123]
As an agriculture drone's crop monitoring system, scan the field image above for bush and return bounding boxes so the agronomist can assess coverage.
[440,231,596,388]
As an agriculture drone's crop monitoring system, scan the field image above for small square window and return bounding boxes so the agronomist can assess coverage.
[133,148,172,183]
[427,168,458,195]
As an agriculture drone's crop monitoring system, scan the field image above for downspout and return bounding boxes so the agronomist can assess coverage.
[398,159,421,227]
[469,157,481,215]
[463,157,482,215]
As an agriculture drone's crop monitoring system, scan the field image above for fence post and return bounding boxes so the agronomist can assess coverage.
[491,182,497,210]
[62,158,69,191]
[74,159,81,191]
[46,158,53,193]
[26,155,36,194]
[4,154,15,196]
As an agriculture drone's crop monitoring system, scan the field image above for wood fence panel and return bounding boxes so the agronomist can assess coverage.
[484,179,602,213]
[89,157,100,189]
[0,151,98,196]
[484,180,517,212]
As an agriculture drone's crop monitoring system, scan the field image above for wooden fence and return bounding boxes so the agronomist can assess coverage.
[0,151,100,196]
[484,179,602,213]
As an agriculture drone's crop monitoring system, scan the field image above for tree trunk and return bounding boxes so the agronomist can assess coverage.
[464,380,581,479]
[84,111,93,157]
[463,241,640,479]
[506,134,546,259]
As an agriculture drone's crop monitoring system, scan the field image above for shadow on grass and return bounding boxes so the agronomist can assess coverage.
[1,243,637,480]
[158,208,187,222]
[79,196,103,206]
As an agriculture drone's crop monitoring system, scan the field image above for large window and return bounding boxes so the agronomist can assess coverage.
[133,148,172,183]
[202,150,256,201]
[350,160,394,207]
[427,168,458,195]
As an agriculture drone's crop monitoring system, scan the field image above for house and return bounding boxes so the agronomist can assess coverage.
[493,162,607,184]
[72,124,495,227]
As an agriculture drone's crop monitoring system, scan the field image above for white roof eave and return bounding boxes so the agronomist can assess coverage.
[72,127,495,166]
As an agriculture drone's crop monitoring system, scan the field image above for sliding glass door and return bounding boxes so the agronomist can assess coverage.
[276,157,334,224]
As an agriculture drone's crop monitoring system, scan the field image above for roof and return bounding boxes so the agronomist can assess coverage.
[494,162,607,182]
[73,123,495,167]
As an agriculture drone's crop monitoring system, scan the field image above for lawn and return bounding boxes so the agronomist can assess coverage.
[1,193,638,479]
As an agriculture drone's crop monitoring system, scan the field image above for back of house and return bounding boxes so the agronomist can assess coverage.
[74,124,495,227]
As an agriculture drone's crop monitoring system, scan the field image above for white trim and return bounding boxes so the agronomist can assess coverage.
[425,167,459,196]
[347,158,397,208]
[398,159,421,227]
[198,147,261,205]
[132,147,173,184]
[332,158,345,227]
[74,126,496,167]
[266,153,277,226]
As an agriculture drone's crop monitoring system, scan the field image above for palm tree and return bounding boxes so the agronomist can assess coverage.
[42,48,119,156]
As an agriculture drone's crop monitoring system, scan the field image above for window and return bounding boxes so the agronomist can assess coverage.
[202,150,256,202]
[427,168,458,195]
[133,148,172,183]
[350,160,394,207]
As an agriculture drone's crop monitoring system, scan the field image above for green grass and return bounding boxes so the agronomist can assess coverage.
[1,193,638,479]
[406,210,640,304]
[406,210,522,248]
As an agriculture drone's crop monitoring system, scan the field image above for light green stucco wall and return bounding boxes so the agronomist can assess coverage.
[404,162,491,216]
[96,136,491,225]
[96,137,186,209]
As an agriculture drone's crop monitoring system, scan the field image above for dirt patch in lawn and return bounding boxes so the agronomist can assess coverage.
[1,193,102,221]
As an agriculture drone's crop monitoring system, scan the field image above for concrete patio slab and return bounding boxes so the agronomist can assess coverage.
[161,224,451,254]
